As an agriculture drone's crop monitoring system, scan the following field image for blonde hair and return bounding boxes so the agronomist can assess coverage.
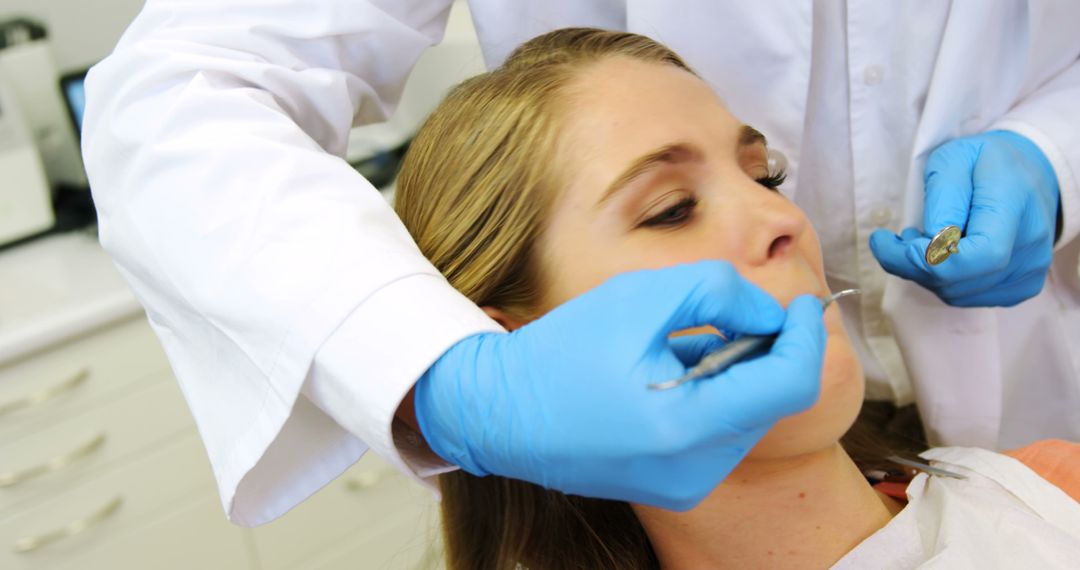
[395,28,693,322]
[394,28,693,569]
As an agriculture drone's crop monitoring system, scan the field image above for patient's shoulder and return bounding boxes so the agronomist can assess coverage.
[1004,439,1080,502]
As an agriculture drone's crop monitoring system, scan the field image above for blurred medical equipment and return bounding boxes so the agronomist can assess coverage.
[0,18,95,249]
[0,18,86,188]
[59,69,87,135]
[0,61,52,246]
[649,288,861,390]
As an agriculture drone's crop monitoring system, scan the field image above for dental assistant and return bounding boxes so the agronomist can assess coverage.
[82,1,1080,526]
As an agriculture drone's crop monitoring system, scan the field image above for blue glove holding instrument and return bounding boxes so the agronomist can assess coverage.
[414,260,826,511]
[870,130,1059,307]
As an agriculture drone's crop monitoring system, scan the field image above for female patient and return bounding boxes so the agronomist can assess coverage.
[393,29,1080,569]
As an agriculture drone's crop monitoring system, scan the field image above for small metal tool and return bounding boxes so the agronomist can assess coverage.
[886,455,967,480]
[648,289,861,390]
[925,225,961,266]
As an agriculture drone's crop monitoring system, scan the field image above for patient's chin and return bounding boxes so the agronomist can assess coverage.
[743,334,864,461]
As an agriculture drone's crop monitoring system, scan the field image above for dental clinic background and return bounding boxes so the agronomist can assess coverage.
[1,0,482,567]
[3,0,1080,568]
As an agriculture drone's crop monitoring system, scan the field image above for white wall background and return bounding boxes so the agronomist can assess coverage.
[0,0,484,133]
[1,0,484,174]
[0,0,145,73]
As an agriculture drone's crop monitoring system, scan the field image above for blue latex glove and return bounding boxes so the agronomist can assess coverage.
[415,261,826,511]
[870,130,1059,307]
[668,333,730,366]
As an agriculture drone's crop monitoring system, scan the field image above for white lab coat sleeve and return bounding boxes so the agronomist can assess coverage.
[991,55,1080,248]
[300,273,504,490]
[81,0,499,526]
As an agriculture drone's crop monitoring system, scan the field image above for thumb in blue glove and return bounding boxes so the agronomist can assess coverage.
[668,332,730,366]
[869,130,1059,307]
[415,260,827,511]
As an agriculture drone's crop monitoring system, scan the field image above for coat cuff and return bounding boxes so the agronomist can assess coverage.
[304,272,503,488]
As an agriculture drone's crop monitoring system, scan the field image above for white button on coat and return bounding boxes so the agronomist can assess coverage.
[870,205,893,226]
[863,64,885,85]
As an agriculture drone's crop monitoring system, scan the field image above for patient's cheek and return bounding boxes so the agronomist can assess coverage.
[744,335,864,460]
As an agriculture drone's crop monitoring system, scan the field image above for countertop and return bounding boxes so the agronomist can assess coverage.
[0,230,142,366]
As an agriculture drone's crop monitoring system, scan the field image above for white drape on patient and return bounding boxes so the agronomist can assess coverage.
[834,447,1080,568]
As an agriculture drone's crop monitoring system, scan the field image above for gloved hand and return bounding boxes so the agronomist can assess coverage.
[869,130,1059,307]
[415,261,826,511]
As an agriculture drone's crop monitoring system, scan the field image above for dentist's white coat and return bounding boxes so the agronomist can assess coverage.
[83,0,1080,526]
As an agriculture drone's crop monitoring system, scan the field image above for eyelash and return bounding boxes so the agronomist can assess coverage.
[639,168,788,228]
[756,168,787,190]
[640,196,698,228]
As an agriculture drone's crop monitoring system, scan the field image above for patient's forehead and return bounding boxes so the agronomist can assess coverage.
[553,57,742,201]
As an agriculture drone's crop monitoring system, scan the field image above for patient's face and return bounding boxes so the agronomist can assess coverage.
[534,57,863,460]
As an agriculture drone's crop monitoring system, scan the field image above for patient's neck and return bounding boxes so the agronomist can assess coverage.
[633,443,899,569]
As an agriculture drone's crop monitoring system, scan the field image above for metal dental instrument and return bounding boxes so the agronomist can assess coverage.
[885,455,968,480]
[648,289,861,391]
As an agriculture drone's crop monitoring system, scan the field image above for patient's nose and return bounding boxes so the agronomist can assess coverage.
[746,191,808,265]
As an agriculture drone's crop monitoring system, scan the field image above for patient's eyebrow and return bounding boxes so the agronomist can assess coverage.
[739,124,767,148]
[595,143,702,207]
[595,125,768,208]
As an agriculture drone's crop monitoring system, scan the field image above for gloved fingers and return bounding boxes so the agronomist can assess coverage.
[931,270,1001,302]
[929,238,1051,301]
[869,229,934,285]
[961,184,1022,269]
[668,333,728,367]
[870,227,1042,306]
[893,226,996,283]
[545,261,779,354]
[929,229,1049,301]
[937,231,1013,281]
[690,295,825,431]
[941,270,1047,307]
[662,261,786,337]
[923,138,979,234]
[872,224,1022,291]
[900,226,924,241]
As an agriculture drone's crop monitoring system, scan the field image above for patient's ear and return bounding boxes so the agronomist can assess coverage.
[482,306,528,331]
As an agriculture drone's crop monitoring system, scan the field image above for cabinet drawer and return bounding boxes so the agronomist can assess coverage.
[0,317,171,437]
[251,453,438,570]
[0,432,216,569]
[307,513,443,570]
[0,377,193,512]
[55,493,251,570]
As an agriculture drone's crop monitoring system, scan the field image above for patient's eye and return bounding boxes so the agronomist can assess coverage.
[755,168,787,191]
[640,196,698,228]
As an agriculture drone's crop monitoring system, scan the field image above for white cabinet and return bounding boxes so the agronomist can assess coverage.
[0,303,173,438]
[0,313,248,569]
[1,353,192,512]
[248,452,441,569]
[0,433,248,569]
[0,234,440,569]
